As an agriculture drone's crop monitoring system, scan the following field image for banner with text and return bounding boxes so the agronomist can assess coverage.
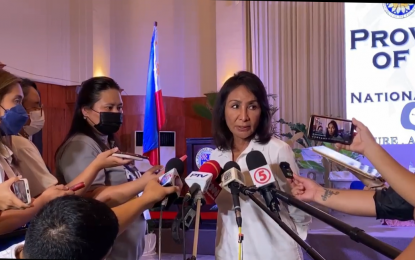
[346,3,415,147]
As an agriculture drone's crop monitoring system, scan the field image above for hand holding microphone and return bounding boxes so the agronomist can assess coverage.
[153,158,184,210]
[142,179,181,208]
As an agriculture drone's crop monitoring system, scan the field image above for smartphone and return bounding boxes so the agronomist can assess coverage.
[307,115,355,144]
[11,178,31,204]
[113,151,149,161]
[69,182,85,191]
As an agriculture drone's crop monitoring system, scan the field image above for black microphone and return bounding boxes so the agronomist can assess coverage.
[220,161,245,227]
[153,158,184,210]
[246,150,280,214]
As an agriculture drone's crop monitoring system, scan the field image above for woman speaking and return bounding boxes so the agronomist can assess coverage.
[209,71,311,260]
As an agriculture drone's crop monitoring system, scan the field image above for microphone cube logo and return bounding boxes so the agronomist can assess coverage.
[159,173,171,186]
[223,171,232,182]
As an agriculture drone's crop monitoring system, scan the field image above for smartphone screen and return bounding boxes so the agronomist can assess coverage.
[11,180,29,204]
[308,115,355,144]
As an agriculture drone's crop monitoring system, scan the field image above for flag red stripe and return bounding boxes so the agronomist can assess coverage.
[144,148,159,166]
[155,89,165,130]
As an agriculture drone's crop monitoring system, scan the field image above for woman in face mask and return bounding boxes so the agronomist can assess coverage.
[55,76,163,260]
[19,79,44,141]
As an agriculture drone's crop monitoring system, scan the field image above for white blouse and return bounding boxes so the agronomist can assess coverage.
[210,137,311,260]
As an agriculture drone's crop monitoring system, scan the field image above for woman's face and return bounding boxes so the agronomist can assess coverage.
[328,123,335,136]
[224,85,261,141]
[83,89,123,127]
[0,83,23,116]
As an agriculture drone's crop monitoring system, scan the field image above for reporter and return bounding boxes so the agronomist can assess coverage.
[0,176,32,212]
[55,76,161,260]
[0,179,180,259]
[335,118,415,208]
[290,174,414,220]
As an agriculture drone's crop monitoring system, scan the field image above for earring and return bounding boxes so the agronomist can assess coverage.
[83,116,86,119]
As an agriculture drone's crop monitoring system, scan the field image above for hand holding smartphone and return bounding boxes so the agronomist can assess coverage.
[11,178,31,204]
[307,115,355,145]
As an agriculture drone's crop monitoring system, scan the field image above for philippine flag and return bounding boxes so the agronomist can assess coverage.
[143,22,166,166]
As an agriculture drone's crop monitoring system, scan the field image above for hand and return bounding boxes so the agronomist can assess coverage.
[141,165,164,182]
[141,179,180,206]
[93,147,133,169]
[0,176,32,211]
[289,174,323,202]
[38,185,74,205]
[334,118,378,156]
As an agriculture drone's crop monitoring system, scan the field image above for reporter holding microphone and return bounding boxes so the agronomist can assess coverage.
[209,71,311,260]
[55,77,163,260]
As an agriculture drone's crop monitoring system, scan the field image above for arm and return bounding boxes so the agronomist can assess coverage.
[112,196,152,235]
[58,140,149,207]
[312,187,376,216]
[86,178,149,208]
[364,143,415,207]
[0,197,47,235]
[396,237,415,260]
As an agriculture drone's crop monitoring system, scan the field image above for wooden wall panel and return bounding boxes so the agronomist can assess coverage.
[34,81,212,173]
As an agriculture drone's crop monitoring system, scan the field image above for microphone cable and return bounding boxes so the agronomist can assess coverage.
[158,198,168,260]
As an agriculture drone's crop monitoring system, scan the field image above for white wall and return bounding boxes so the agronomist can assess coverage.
[0,0,245,97]
[215,1,247,90]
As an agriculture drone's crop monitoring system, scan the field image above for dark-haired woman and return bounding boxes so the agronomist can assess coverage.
[209,71,311,259]
[326,120,339,138]
[55,77,162,260]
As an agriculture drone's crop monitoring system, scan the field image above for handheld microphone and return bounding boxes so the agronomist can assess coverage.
[220,161,244,227]
[279,162,294,180]
[246,150,280,213]
[153,158,184,210]
[184,160,221,201]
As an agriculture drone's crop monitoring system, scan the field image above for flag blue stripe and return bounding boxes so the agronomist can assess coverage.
[143,28,158,153]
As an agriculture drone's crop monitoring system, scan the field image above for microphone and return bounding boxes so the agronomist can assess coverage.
[153,158,184,210]
[279,162,294,179]
[220,161,245,227]
[184,160,221,202]
[246,150,280,213]
[183,160,221,260]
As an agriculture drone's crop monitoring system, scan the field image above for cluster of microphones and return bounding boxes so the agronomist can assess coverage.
[152,149,403,260]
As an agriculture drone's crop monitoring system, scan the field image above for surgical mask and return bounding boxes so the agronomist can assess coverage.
[1,104,29,135]
[94,112,123,135]
[23,110,45,136]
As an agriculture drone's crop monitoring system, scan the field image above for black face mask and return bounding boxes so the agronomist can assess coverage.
[94,112,123,135]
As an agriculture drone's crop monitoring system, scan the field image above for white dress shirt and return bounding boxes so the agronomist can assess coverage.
[210,137,311,260]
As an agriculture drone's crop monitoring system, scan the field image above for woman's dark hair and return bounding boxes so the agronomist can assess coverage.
[55,77,121,160]
[326,120,339,138]
[212,71,272,151]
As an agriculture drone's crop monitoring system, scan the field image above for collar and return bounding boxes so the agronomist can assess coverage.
[0,143,13,162]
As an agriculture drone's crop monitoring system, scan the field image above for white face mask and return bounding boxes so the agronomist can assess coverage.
[23,110,45,136]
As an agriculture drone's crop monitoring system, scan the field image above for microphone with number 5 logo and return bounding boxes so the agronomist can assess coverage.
[246,150,280,214]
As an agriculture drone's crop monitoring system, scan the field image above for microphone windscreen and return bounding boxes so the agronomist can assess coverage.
[223,161,241,172]
[246,150,268,171]
[199,160,222,180]
[165,158,185,175]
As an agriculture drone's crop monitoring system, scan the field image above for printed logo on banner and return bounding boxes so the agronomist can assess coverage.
[401,102,415,131]
[383,3,415,19]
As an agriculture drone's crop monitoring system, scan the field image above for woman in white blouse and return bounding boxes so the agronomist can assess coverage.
[209,71,311,260]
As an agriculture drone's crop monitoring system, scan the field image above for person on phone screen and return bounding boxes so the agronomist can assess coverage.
[0,179,179,259]
[326,120,339,138]
[0,70,134,250]
[55,76,164,260]
[208,71,311,260]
